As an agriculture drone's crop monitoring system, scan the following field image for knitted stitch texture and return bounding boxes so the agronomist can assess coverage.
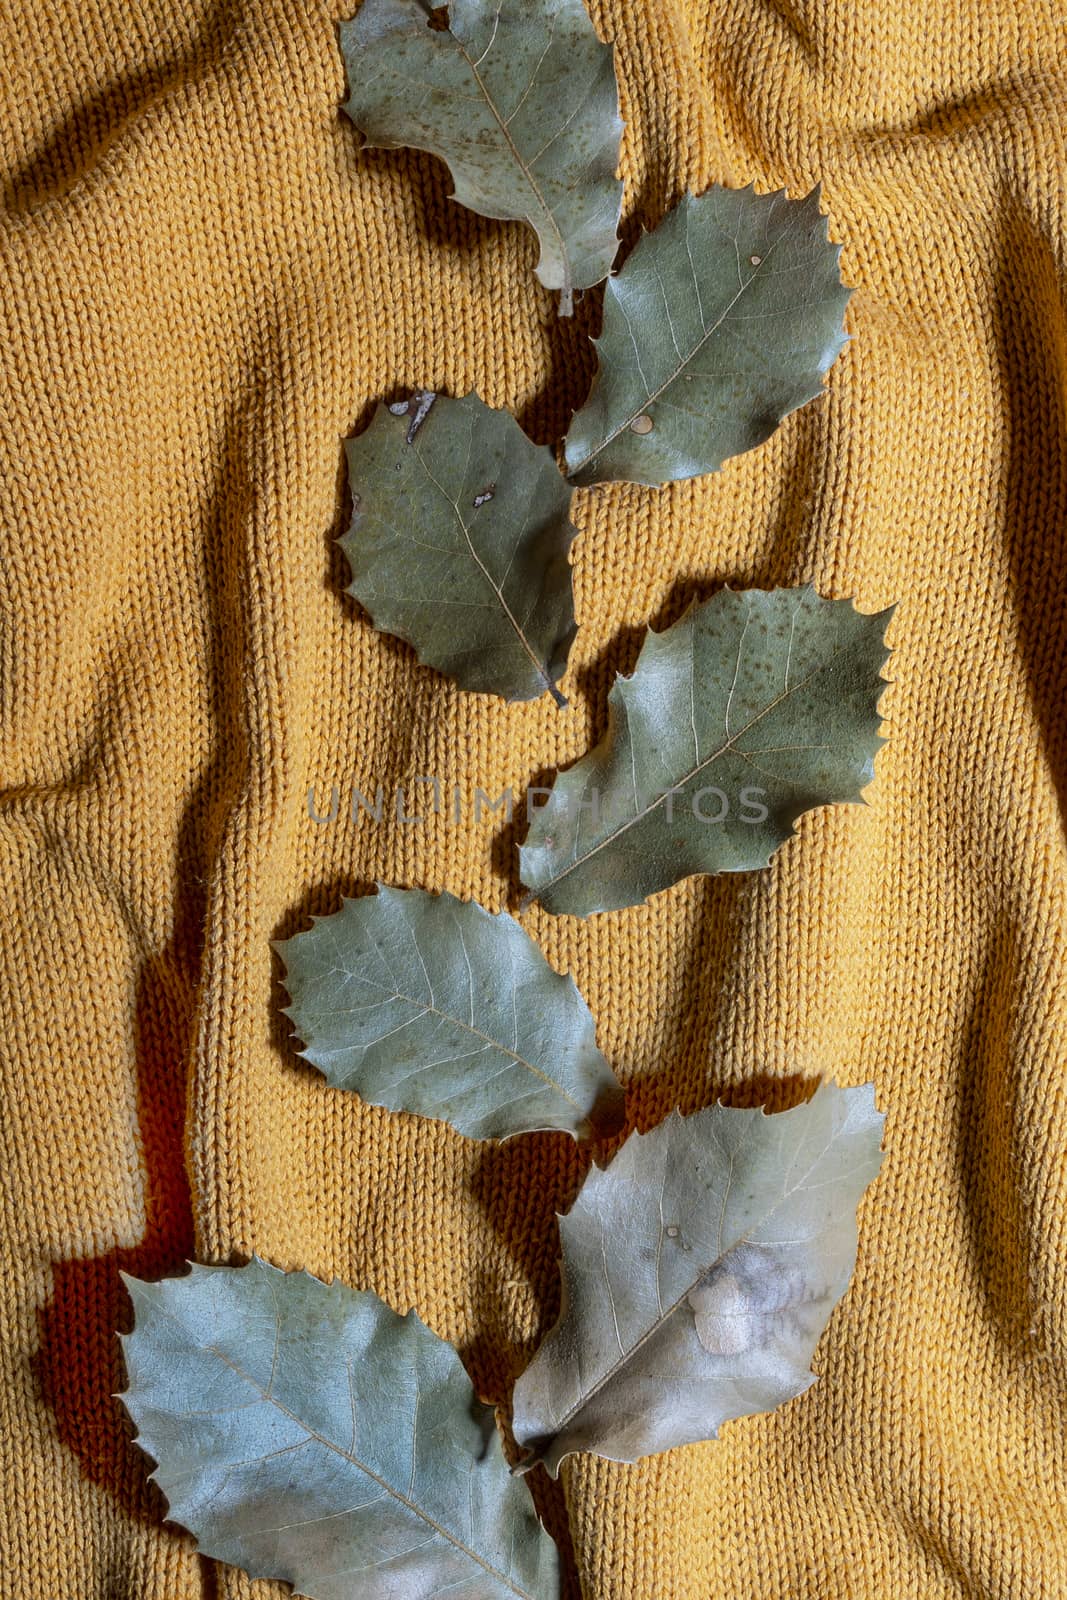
[1,0,1065,1595]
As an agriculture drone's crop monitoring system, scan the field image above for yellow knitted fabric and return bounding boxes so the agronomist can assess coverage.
[1,0,1065,1594]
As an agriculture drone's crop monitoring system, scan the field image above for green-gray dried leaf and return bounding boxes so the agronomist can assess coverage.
[520,585,891,917]
[275,885,622,1140]
[512,1081,884,1477]
[342,393,577,706]
[120,1259,560,1599]
[340,0,623,314]
[564,185,851,485]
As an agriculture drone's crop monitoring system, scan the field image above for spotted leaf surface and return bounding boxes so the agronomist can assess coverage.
[520,586,892,917]
[341,0,623,313]
[342,393,578,706]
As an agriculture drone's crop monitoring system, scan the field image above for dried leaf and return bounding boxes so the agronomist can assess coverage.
[341,0,624,314]
[342,393,577,706]
[520,586,892,917]
[512,1082,884,1476]
[275,885,623,1140]
[120,1259,560,1599]
[564,185,851,485]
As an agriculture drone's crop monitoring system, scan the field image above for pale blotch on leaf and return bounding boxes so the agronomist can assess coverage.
[511,1081,885,1476]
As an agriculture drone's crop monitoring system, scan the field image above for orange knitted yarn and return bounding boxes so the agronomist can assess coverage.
[1,1,1065,1595]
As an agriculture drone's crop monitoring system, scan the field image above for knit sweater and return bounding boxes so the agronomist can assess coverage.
[1,0,1065,1594]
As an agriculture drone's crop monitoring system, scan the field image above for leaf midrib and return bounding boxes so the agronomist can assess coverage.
[413,437,565,705]
[317,914,587,1117]
[434,2,573,306]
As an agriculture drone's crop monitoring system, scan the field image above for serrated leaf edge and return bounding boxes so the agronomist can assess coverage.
[512,1080,885,1475]
[339,2,625,314]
